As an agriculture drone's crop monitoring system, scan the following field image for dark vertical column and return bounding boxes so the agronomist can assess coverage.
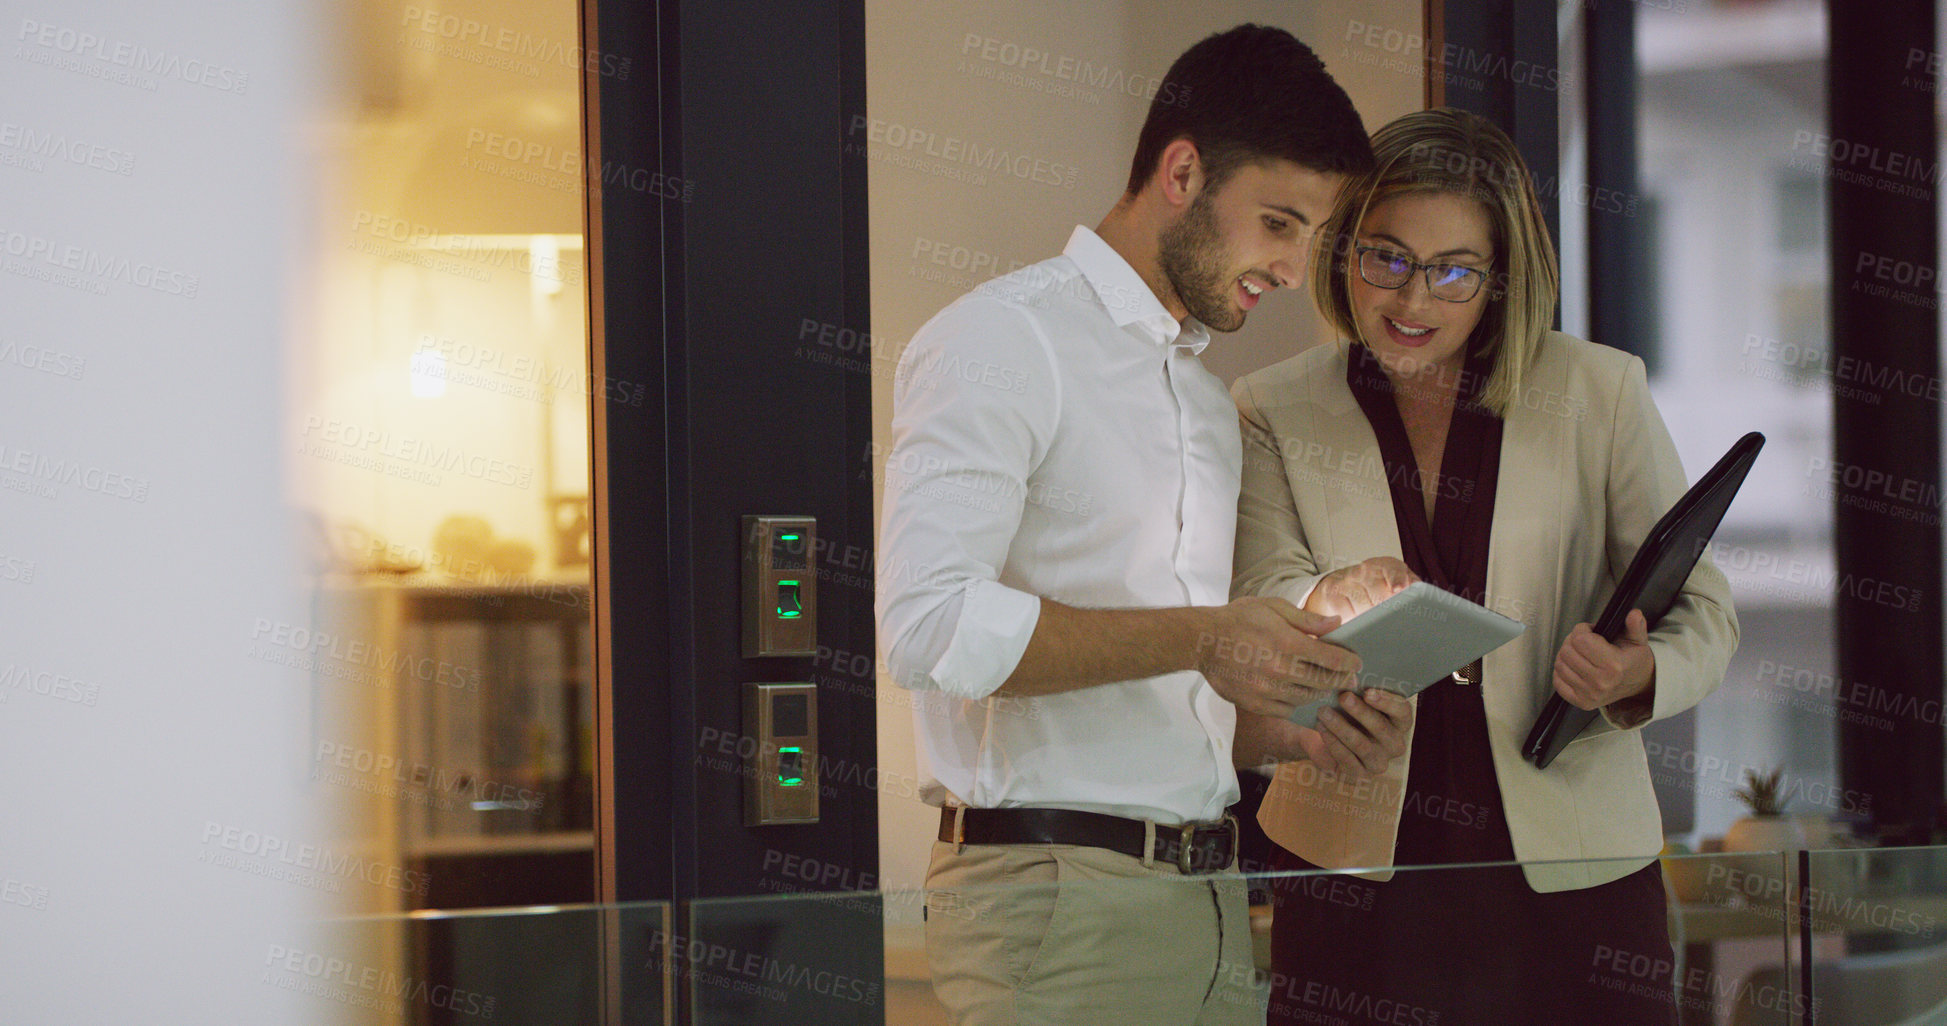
[1584,4,1692,839]
[1584,3,1656,368]
[673,1,882,1020]
[593,0,877,897]
[670,0,877,904]
[1440,0,1561,271]
[593,0,879,1021]
[1829,0,1943,845]
[1424,0,1446,109]
[585,0,679,1021]
[587,0,674,909]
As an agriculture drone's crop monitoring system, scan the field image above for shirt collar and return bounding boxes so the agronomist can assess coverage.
[1062,225,1211,354]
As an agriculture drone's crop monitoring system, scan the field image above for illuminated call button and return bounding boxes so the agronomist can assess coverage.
[777,747,805,787]
[772,532,807,570]
[777,581,803,618]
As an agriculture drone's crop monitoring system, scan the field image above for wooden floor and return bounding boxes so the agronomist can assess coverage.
[883,978,954,1026]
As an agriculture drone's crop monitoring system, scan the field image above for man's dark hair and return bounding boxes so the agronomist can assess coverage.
[1125,24,1373,195]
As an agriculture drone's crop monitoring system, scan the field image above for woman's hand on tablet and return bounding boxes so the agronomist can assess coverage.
[1304,557,1419,622]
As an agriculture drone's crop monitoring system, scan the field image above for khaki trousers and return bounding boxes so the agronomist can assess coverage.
[923,840,1260,1026]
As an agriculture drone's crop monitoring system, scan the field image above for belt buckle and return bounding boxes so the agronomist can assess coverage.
[1177,814,1240,874]
[1176,822,1198,874]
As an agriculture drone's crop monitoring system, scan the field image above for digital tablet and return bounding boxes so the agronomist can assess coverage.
[1288,581,1525,728]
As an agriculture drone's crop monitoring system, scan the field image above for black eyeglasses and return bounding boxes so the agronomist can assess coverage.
[1355,246,1489,303]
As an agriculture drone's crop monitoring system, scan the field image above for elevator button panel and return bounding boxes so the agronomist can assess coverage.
[743,683,819,825]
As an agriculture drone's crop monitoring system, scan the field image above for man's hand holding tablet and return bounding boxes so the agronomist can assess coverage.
[1231,557,1423,777]
[1235,685,1414,777]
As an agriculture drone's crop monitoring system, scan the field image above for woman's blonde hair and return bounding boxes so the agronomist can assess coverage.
[1310,107,1558,416]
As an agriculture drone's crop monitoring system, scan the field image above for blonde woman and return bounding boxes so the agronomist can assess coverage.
[1231,108,1737,1024]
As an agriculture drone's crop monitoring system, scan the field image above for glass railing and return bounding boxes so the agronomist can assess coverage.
[301,847,1947,1025]
[314,901,673,1025]
[1790,847,1947,1026]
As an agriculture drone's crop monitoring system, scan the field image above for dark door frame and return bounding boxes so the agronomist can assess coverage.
[1432,0,1562,273]
[583,0,876,908]
[582,0,879,1021]
[1828,0,1942,846]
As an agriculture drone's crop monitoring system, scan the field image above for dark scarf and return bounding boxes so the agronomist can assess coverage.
[1344,342,1502,602]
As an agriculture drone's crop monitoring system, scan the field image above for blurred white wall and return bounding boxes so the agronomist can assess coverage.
[0,1,330,1020]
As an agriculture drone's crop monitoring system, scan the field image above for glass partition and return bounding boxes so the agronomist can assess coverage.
[316,901,672,1026]
[1663,849,1806,1026]
[1793,847,1947,1026]
[306,849,1854,1025]
[677,850,1803,1026]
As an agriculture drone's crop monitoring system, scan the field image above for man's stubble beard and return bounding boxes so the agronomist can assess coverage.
[1157,190,1244,332]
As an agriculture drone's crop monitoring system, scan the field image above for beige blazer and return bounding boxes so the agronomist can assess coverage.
[1232,331,1739,893]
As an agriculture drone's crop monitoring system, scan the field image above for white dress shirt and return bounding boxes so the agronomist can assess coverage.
[876,225,1243,826]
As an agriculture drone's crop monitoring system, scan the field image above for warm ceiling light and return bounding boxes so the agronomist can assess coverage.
[409,347,447,398]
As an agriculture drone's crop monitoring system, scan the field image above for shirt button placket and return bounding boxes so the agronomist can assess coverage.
[1163,347,1196,604]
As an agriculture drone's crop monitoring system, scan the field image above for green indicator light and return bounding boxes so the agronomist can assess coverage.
[780,534,799,542]
[778,746,805,786]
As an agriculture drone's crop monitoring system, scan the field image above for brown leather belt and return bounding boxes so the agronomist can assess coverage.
[939,806,1238,874]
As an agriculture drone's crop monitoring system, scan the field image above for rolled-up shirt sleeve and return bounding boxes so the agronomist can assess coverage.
[876,298,1059,701]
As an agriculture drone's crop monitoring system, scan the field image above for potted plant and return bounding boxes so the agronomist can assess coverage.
[1709,767,1809,908]
[1722,768,1809,854]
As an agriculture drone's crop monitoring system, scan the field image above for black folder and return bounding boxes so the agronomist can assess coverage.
[1521,431,1765,769]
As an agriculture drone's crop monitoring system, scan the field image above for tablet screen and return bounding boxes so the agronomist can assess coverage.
[1287,581,1524,727]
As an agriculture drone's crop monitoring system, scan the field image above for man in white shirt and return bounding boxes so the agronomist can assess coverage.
[877,24,1413,1026]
